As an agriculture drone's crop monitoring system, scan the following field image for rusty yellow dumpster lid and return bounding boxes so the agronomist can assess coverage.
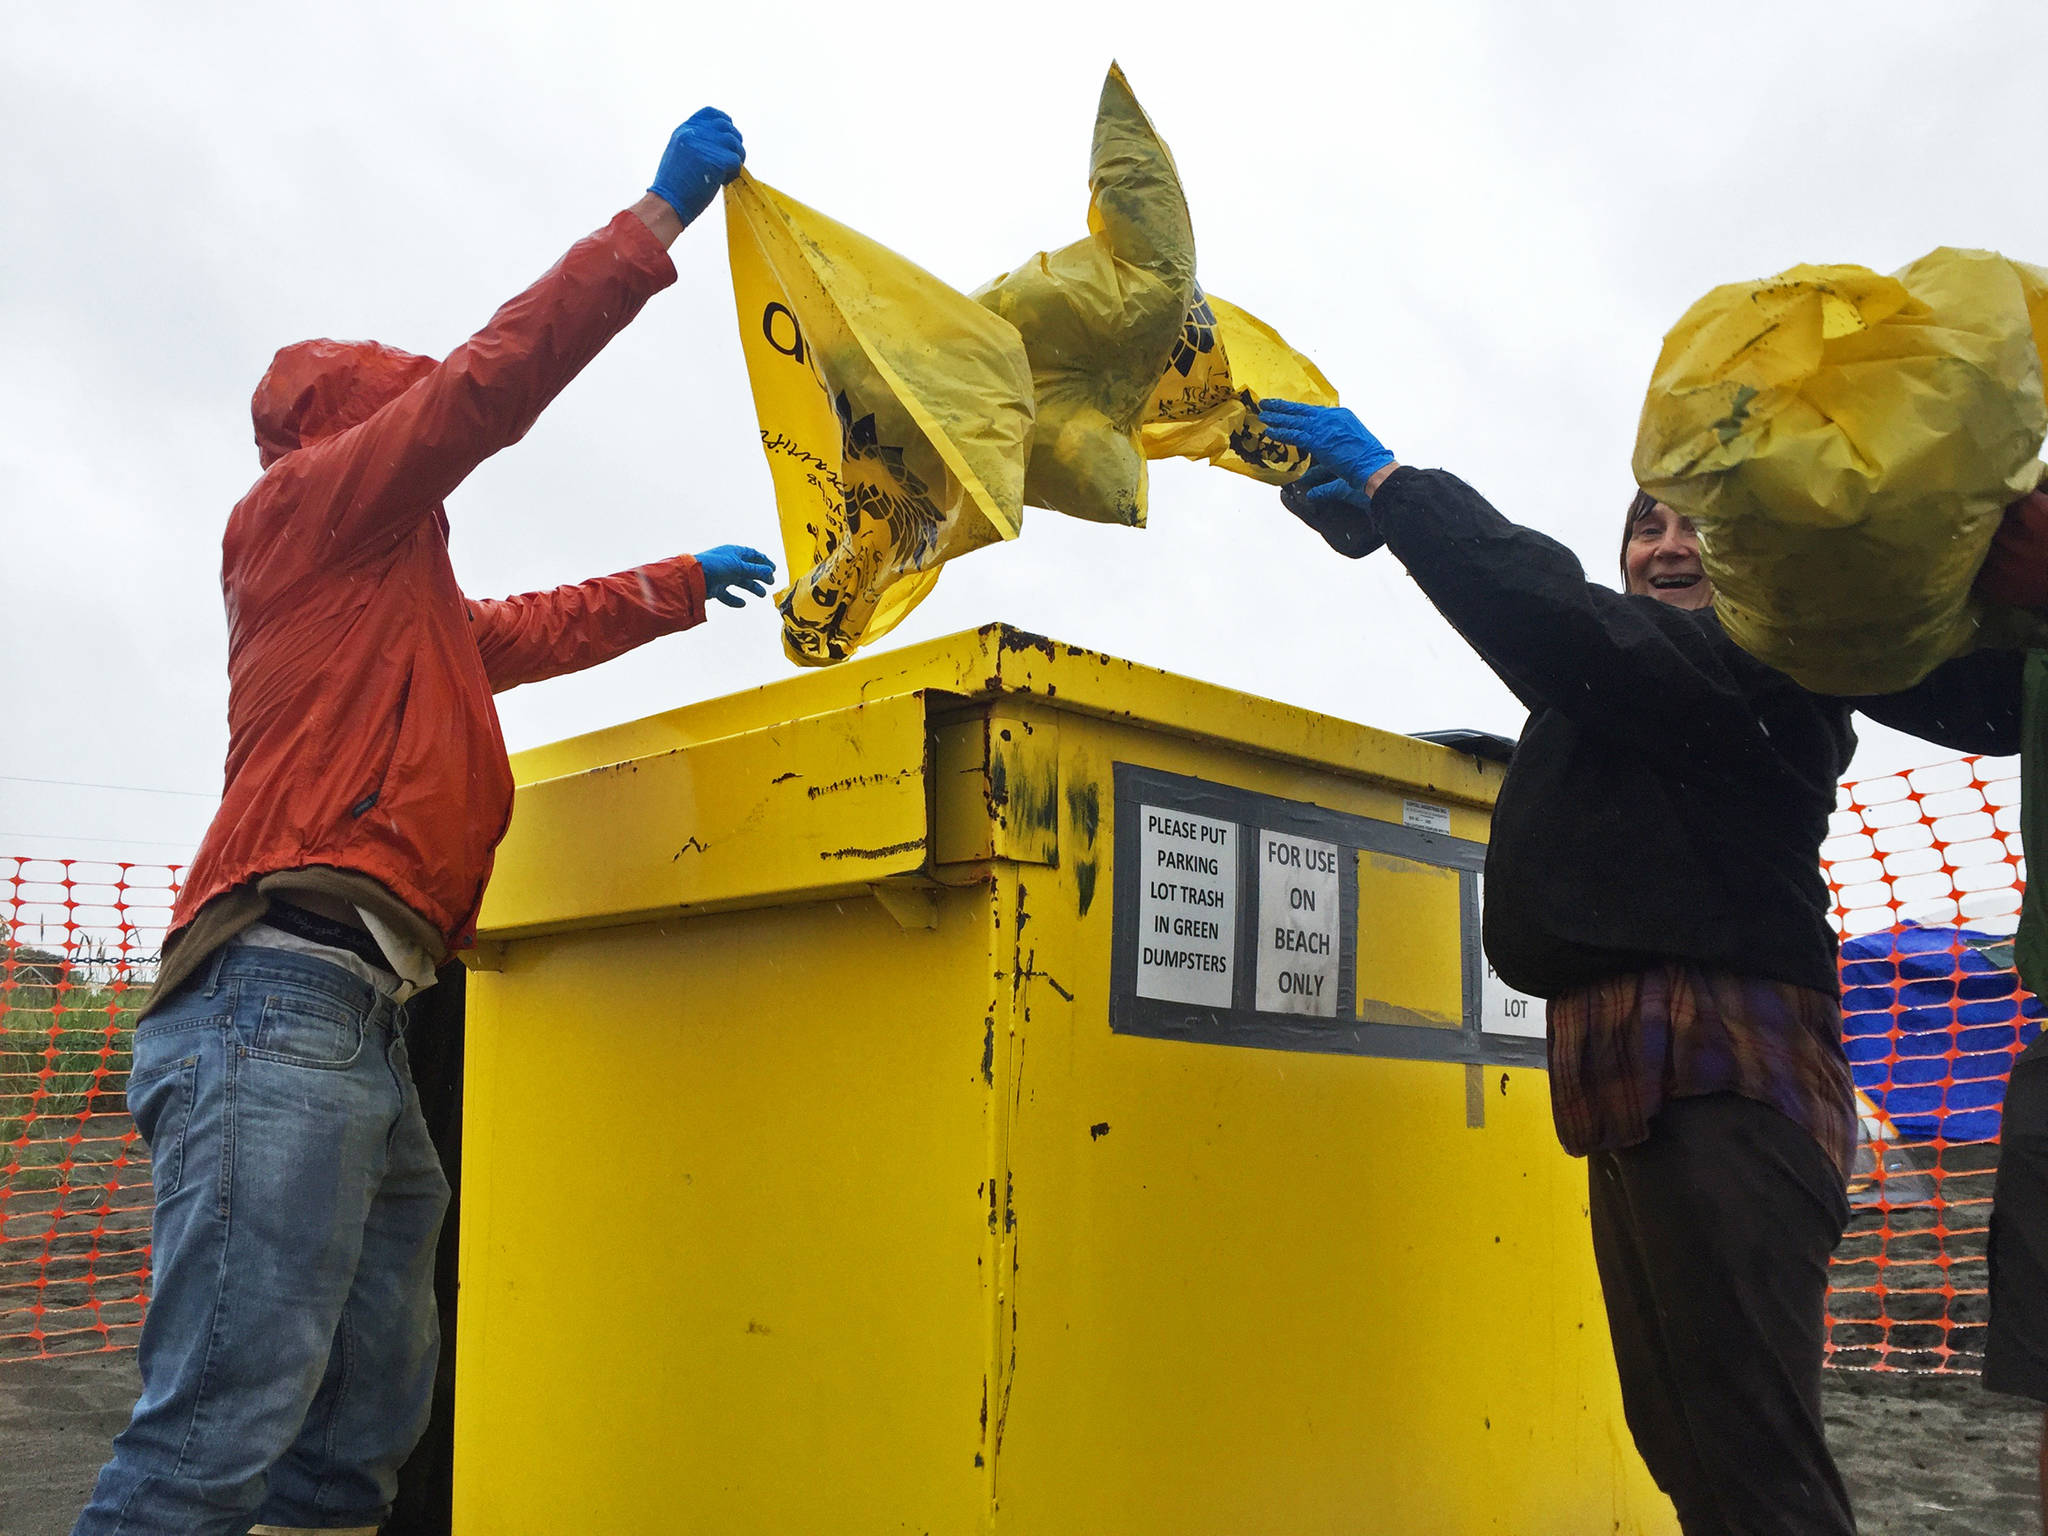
[478,623,1503,942]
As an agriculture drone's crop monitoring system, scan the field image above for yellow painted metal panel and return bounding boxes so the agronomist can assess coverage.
[932,707,1062,868]
[455,897,998,1536]
[934,713,996,864]
[478,695,929,938]
[979,711,1671,1535]
[505,629,1009,782]
[1356,848,1466,1028]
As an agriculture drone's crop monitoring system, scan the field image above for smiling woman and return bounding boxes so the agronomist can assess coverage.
[1620,489,1713,610]
[1253,391,2034,1536]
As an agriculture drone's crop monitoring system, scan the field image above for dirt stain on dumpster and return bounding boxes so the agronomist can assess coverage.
[819,837,924,862]
[974,1374,989,1468]
[1067,781,1101,916]
[989,743,1060,852]
[804,767,916,799]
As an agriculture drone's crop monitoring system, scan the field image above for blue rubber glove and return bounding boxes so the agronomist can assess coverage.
[1255,399,1397,492]
[1279,464,1385,559]
[648,108,746,226]
[694,545,777,608]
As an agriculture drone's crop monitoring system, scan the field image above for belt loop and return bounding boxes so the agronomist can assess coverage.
[202,940,234,998]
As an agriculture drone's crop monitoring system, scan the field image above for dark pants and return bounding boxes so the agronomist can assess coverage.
[386,961,467,1536]
[1987,1033,2048,1405]
[1588,1093,1855,1536]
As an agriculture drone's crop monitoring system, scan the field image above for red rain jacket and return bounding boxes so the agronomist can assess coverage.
[172,211,704,951]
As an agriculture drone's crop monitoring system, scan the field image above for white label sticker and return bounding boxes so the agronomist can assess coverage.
[1402,799,1452,835]
[1136,805,1238,1007]
[1475,877,1544,1037]
[1255,829,1341,1016]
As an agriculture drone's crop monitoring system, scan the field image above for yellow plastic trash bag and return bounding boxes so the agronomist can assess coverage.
[1633,247,2048,694]
[974,63,1196,527]
[1140,288,1339,483]
[726,173,1036,666]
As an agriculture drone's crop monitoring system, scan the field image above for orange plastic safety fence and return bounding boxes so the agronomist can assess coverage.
[3,754,2036,1377]
[1820,754,2036,1374]
[1,857,181,1364]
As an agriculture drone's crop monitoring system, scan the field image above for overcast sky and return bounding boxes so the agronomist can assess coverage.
[5,0,2045,870]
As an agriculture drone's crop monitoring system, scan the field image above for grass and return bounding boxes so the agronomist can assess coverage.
[2,959,156,1364]
[2,971,149,1168]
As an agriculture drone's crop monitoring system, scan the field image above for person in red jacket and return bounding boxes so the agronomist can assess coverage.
[74,109,770,1536]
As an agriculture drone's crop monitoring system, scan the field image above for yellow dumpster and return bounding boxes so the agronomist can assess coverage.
[452,624,1673,1535]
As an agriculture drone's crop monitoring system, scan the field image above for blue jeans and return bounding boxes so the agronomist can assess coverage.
[75,945,450,1535]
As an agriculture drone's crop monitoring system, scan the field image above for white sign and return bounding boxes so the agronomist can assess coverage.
[1136,805,1238,1007]
[1483,960,1545,1038]
[1255,829,1341,1016]
[1402,799,1452,836]
[1476,877,1544,1037]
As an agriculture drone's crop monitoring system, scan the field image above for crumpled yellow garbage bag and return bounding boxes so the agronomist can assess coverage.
[726,172,1036,666]
[974,63,1196,527]
[1633,246,2048,694]
[1140,287,1339,482]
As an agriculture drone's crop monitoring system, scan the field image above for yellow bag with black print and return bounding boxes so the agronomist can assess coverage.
[1141,289,1339,483]
[726,172,1036,666]
[974,63,1196,527]
[1633,247,2048,694]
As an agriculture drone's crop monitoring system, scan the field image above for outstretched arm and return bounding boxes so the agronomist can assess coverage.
[1856,647,2024,756]
[1860,488,2048,755]
[1258,400,1775,776]
[469,545,775,693]
[470,556,706,694]
[231,109,746,593]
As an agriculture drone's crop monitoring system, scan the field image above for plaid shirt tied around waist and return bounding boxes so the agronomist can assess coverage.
[1546,965,1857,1183]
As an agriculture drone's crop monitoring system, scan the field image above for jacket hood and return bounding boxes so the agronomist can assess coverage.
[252,339,437,467]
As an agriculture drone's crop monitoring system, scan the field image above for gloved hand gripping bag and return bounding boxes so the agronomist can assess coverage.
[726,173,1036,666]
[1140,289,1339,483]
[974,63,1196,526]
[1633,247,2048,695]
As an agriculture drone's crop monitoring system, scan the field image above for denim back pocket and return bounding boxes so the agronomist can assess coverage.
[246,989,367,1070]
[126,1054,199,1200]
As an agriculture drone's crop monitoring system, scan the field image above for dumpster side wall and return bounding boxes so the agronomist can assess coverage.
[452,893,1002,1535]
[979,710,1677,1535]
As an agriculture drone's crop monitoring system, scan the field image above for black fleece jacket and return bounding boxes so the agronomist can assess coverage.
[1370,466,2023,999]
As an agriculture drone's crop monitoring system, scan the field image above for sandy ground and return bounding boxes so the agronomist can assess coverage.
[0,1351,133,1536]
[1827,1372,2042,1536]
[0,1349,2038,1535]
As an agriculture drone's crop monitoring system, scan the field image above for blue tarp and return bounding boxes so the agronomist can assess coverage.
[1838,923,2042,1142]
